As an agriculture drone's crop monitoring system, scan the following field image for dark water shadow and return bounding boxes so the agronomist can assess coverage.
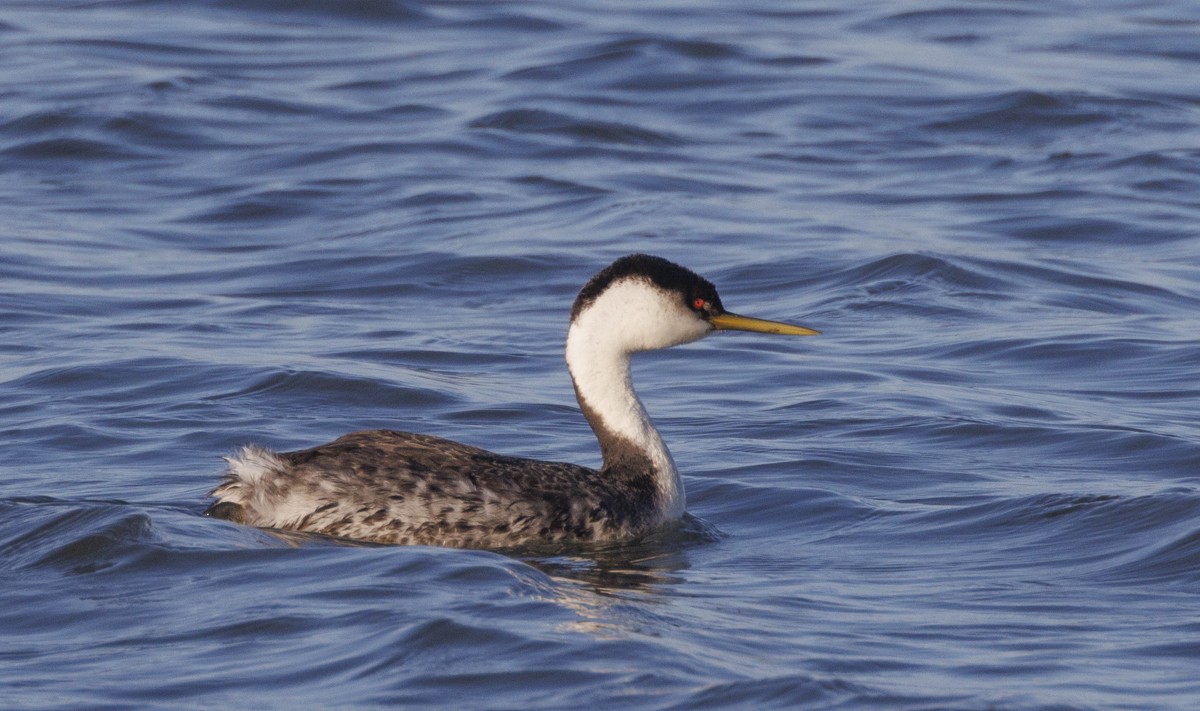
[506,513,725,594]
[250,511,724,595]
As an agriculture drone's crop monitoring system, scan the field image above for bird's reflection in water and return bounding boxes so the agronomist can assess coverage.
[255,514,722,637]
[514,513,723,593]
[500,514,724,638]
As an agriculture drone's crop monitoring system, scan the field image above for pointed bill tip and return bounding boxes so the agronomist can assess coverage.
[710,312,820,336]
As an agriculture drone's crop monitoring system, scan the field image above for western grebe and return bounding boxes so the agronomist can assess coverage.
[205,254,818,547]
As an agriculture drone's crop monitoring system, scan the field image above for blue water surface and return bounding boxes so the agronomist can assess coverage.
[2,1,1199,709]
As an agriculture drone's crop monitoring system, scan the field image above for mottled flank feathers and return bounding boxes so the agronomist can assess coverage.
[207,430,662,548]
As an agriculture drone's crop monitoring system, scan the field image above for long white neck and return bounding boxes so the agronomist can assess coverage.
[565,329,684,520]
[563,280,711,521]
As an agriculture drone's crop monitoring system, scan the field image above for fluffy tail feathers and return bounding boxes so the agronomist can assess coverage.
[203,444,289,525]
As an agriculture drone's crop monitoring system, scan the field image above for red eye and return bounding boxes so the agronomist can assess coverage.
[692,297,706,310]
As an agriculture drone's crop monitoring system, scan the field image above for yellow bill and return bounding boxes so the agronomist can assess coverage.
[710,312,820,336]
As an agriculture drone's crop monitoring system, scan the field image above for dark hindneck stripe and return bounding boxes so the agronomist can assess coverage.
[574,386,661,500]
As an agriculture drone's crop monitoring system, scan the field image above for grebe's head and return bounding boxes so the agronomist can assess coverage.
[568,254,818,355]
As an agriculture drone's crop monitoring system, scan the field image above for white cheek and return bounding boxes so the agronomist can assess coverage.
[575,280,710,353]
